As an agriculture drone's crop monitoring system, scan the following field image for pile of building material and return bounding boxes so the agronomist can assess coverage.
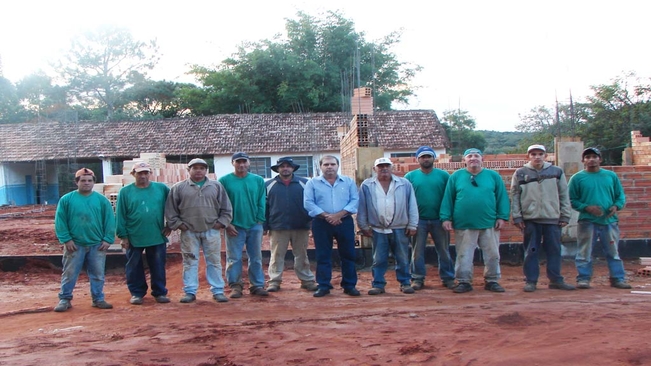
[637,257,651,276]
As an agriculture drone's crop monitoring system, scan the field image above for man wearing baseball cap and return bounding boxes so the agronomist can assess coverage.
[166,157,233,303]
[54,168,116,312]
[440,148,510,293]
[220,152,269,298]
[117,161,172,305]
[405,146,455,290]
[511,145,575,292]
[568,147,631,289]
[358,157,419,295]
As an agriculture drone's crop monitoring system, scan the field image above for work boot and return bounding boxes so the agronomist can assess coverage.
[267,283,281,292]
[250,287,269,296]
[154,295,171,303]
[53,299,72,312]
[611,281,632,289]
[484,282,505,293]
[213,294,229,303]
[92,300,113,309]
[411,281,424,290]
[300,281,318,291]
[368,287,385,295]
[453,282,473,293]
[179,293,196,303]
[130,296,144,305]
[230,285,243,299]
[523,282,537,292]
[577,280,591,289]
[549,282,576,290]
[400,284,415,294]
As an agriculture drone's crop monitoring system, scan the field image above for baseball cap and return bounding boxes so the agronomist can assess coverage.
[187,158,208,168]
[463,148,483,156]
[232,152,250,161]
[527,144,546,153]
[415,146,436,159]
[131,161,152,173]
[582,147,601,158]
[374,157,393,167]
[75,167,95,178]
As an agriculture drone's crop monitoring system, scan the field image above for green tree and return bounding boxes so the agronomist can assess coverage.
[441,109,486,155]
[121,78,196,118]
[15,72,68,119]
[184,11,420,114]
[56,25,160,120]
[0,77,28,123]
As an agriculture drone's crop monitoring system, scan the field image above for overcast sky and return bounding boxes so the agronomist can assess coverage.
[1,0,650,131]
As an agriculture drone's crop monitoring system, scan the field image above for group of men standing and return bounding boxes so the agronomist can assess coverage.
[53,144,631,312]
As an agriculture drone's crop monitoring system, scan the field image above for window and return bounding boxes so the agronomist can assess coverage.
[390,153,416,158]
[286,156,314,177]
[249,157,272,178]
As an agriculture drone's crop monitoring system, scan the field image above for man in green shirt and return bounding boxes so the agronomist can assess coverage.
[441,148,511,294]
[568,147,631,289]
[53,168,116,312]
[220,152,269,298]
[117,161,172,305]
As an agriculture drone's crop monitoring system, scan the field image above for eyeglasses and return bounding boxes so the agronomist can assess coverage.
[470,175,478,187]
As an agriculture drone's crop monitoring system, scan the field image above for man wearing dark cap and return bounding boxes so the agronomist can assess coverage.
[53,168,116,312]
[568,147,631,289]
[404,146,455,290]
[220,152,269,298]
[166,158,233,303]
[117,161,172,305]
[440,148,510,293]
[264,157,317,292]
[511,145,575,292]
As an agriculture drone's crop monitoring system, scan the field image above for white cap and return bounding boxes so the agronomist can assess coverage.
[374,157,393,167]
[527,144,546,153]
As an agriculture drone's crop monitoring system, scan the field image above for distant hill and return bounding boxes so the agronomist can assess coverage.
[480,130,527,154]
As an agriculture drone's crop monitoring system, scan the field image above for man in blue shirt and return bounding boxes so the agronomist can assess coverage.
[304,155,360,297]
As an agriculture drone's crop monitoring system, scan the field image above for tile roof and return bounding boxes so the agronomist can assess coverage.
[0,110,448,162]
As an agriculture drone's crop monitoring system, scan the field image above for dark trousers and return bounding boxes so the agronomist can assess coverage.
[311,216,358,290]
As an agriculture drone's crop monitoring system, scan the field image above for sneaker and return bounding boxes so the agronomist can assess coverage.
[343,288,361,296]
[301,281,319,291]
[611,281,632,289]
[549,282,576,291]
[368,287,385,295]
[577,280,591,289]
[523,282,537,292]
[267,284,280,292]
[154,295,171,303]
[400,284,415,294]
[250,287,269,296]
[443,280,457,289]
[179,293,196,303]
[484,282,505,293]
[213,294,229,303]
[53,299,71,312]
[130,296,144,305]
[453,282,473,293]
[92,300,113,309]
[230,286,243,299]
[411,281,424,290]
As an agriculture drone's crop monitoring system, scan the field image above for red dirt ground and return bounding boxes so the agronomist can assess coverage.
[1,205,651,365]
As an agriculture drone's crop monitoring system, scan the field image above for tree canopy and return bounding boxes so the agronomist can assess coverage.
[441,109,486,155]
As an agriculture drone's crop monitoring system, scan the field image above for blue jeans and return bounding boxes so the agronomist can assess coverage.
[411,219,455,284]
[575,221,626,282]
[181,229,225,295]
[58,243,107,302]
[125,243,167,298]
[226,224,265,288]
[371,229,411,288]
[311,216,358,290]
[522,222,564,283]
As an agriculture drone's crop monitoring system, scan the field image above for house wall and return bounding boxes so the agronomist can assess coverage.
[0,163,59,206]
[212,152,342,180]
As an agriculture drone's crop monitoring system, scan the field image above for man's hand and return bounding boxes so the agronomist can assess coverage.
[494,219,506,230]
[515,222,526,231]
[99,241,111,251]
[606,206,618,218]
[360,229,373,237]
[162,227,172,237]
[120,238,131,250]
[64,241,77,252]
[406,228,417,237]
[585,205,604,217]
[559,221,568,228]
[324,212,344,226]
[442,221,453,232]
[226,224,239,237]
[212,222,224,230]
[179,223,189,231]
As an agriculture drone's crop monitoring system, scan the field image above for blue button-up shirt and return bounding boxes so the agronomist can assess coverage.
[304,175,359,217]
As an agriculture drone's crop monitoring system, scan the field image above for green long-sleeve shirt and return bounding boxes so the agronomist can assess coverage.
[219,173,266,229]
[54,191,116,246]
[568,169,625,225]
[116,182,170,247]
[440,168,510,230]
[404,168,449,220]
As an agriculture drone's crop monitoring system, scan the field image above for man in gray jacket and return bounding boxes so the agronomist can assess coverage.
[357,157,419,295]
[165,158,233,303]
[511,145,575,292]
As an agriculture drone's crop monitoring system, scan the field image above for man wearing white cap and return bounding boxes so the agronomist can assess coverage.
[357,157,419,295]
[117,161,173,305]
[511,145,575,292]
[440,148,510,293]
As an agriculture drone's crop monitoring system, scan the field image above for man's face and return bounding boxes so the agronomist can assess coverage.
[374,163,393,180]
[134,171,151,187]
[464,153,483,168]
[417,154,434,169]
[189,164,207,181]
[278,162,294,178]
[582,153,601,168]
[528,150,546,167]
[232,159,250,174]
[76,175,94,193]
[320,158,339,177]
